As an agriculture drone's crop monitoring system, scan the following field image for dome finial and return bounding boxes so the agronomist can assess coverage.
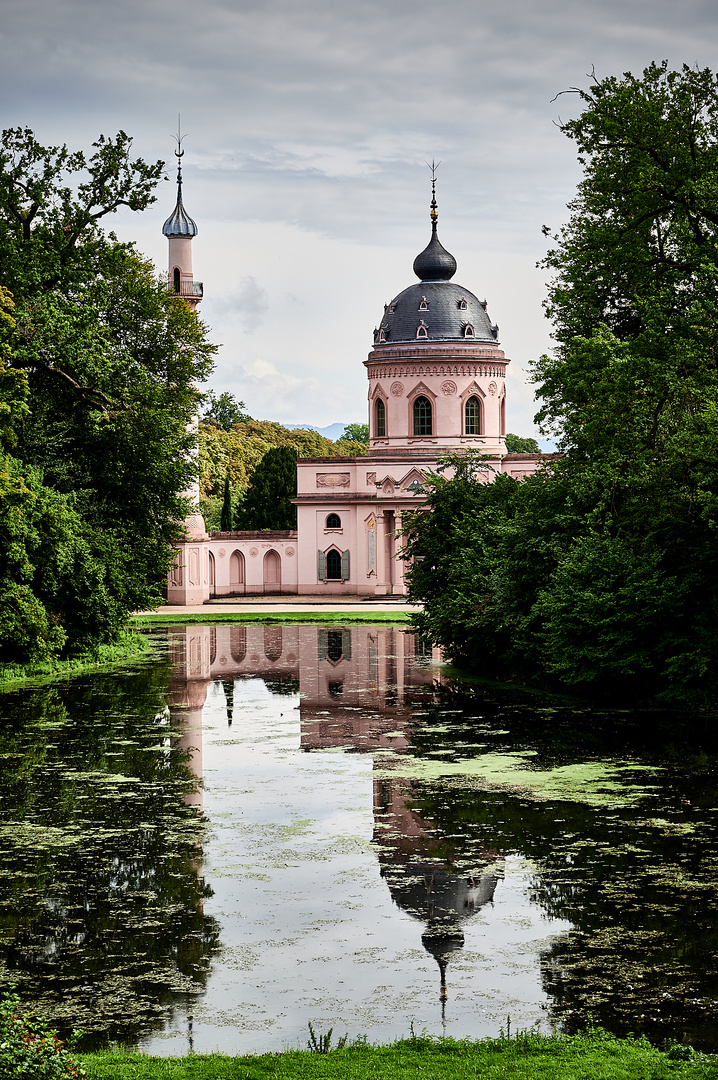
[412,161,456,281]
[428,158,440,230]
[163,116,198,238]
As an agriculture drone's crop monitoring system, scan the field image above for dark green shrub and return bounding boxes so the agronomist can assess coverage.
[0,991,85,1080]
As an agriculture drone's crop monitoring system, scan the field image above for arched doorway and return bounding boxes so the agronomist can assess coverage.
[208,551,216,594]
[264,549,281,593]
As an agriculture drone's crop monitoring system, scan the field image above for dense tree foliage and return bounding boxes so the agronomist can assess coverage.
[236,446,298,530]
[407,63,718,707]
[0,128,216,660]
[198,417,366,530]
[338,422,369,444]
[202,389,250,430]
[505,433,540,453]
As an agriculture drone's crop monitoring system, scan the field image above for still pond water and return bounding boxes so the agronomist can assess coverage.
[1,622,718,1055]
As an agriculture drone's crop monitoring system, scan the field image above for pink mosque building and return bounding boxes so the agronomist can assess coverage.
[164,167,541,603]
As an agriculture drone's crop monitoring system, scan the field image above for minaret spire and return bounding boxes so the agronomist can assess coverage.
[174,114,186,205]
[162,119,202,307]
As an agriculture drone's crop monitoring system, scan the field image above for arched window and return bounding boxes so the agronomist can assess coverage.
[326,549,342,579]
[264,626,283,662]
[457,298,467,310]
[419,296,429,310]
[500,395,506,436]
[264,549,281,587]
[208,550,216,588]
[378,327,387,342]
[326,513,341,529]
[230,626,246,663]
[413,396,432,436]
[416,322,428,339]
[464,323,475,338]
[326,631,343,661]
[465,396,481,435]
[173,267,181,293]
[230,550,245,586]
[375,398,386,437]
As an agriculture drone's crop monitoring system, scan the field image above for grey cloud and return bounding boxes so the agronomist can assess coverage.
[205,276,269,333]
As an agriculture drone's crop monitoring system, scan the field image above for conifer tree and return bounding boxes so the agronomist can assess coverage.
[237,446,297,530]
[220,473,233,531]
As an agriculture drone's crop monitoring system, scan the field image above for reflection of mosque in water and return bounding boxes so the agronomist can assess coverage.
[168,623,502,1013]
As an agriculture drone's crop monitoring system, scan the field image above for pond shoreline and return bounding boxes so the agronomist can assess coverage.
[80,1031,717,1079]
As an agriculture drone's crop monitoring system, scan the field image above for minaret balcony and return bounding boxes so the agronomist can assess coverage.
[173,279,203,298]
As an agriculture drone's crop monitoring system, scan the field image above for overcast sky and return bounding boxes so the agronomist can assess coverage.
[3,0,718,439]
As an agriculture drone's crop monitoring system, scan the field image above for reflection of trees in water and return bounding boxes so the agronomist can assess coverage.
[0,668,220,1049]
[404,681,718,1050]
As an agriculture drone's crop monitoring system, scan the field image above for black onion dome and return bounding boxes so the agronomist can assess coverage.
[413,225,457,281]
[377,280,498,343]
[162,162,198,238]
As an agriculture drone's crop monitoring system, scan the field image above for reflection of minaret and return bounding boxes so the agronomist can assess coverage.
[168,625,211,810]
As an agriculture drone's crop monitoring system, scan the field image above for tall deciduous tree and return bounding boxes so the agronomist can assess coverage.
[407,64,718,706]
[0,128,216,658]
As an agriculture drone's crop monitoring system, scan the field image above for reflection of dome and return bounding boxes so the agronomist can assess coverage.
[379,857,499,1005]
[381,863,498,930]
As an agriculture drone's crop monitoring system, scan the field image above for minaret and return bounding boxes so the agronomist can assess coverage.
[164,129,209,604]
[162,136,203,310]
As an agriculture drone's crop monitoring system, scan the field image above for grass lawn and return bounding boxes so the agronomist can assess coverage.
[81,1032,718,1080]
[132,610,413,626]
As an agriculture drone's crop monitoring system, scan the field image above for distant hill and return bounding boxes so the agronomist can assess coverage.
[284,422,352,441]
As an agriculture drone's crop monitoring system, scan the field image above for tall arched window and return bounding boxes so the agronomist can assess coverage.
[413,396,432,436]
[173,267,181,293]
[264,626,283,662]
[326,549,342,579]
[230,550,245,586]
[465,396,481,435]
[500,396,506,436]
[264,550,281,594]
[375,398,386,437]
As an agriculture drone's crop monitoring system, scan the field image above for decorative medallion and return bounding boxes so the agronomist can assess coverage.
[219,656,227,666]
[390,381,404,397]
[316,472,350,488]
[441,380,457,396]
[249,547,258,557]
[488,381,498,396]
[286,547,295,557]
[218,548,226,558]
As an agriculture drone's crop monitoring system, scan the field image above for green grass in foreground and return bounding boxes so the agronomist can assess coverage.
[81,1031,718,1080]
[0,631,153,690]
[132,610,413,626]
